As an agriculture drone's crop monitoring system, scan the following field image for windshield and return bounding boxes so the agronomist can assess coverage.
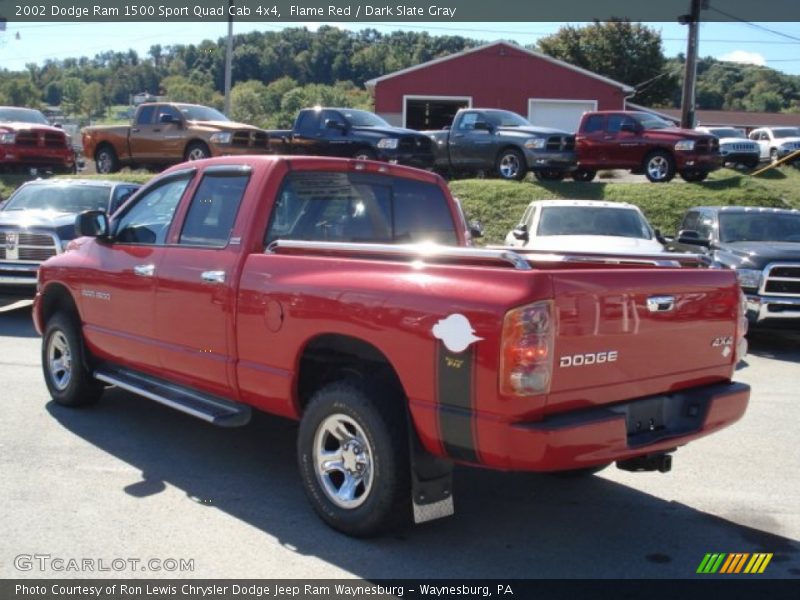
[0,108,49,125]
[772,128,800,139]
[484,110,530,127]
[634,114,673,130]
[707,128,745,138]
[341,110,391,128]
[3,185,110,213]
[537,206,653,239]
[719,212,800,243]
[177,105,229,122]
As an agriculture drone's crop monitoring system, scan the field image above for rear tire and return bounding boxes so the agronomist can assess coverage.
[42,312,103,407]
[297,380,410,537]
[571,168,597,182]
[533,169,566,182]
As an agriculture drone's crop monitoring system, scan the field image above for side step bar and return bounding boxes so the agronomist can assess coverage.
[94,366,251,427]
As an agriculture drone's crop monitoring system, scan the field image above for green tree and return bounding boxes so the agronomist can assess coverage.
[61,77,86,116]
[81,82,106,119]
[230,80,269,126]
[537,20,677,107]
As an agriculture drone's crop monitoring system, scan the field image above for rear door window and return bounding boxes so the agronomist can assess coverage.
[179,170,250,247]
[264,172,456,247]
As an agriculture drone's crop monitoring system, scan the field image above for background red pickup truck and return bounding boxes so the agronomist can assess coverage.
[575,111,721,183]
[34,156,748,536]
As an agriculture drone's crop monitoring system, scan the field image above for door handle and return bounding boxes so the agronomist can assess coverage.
[133,264,155,277]
[647,296,675,312]
[201,270,226,284]
[131,128,140,133]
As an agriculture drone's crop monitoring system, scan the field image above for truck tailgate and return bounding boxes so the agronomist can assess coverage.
[547,268,741,414]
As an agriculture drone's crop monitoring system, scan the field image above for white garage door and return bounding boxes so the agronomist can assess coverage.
[528,99,598,133]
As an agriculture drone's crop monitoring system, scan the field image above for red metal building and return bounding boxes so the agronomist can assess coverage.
[366,41,634,132]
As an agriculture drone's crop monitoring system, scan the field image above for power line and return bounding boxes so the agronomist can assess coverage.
[708,5,800,43]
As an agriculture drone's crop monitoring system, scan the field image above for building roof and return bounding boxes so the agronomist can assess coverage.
[365,41,635,93]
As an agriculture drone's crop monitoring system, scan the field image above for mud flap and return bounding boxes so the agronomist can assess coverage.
[409,429,455,524]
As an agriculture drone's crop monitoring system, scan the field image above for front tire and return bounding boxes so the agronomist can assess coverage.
[495,148,527,181]
[184,142,211,162]
[42,312,103,407]
[643,151,676,183]
[297,380,410,537]
[94,146,119,174]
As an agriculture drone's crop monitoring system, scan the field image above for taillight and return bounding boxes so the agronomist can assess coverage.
[735,289,748,363]
[500,300,554,396]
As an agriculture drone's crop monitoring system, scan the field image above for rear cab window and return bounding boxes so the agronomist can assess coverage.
[264,172,457,247]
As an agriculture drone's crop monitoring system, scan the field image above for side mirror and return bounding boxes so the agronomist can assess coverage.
[76,210,110,238]
[469,220,484,239]
[676,229,710,247]
[53,123,64,129]
[512,224,529,242]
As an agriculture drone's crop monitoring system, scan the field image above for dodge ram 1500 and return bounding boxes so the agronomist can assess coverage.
[34,156,749,537]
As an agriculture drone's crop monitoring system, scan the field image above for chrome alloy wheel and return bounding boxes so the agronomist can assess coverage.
[498,153,522,179]
[187,147,209,161]
[647,155,670,181]
[313,413,374,509]
[47,330,72,391]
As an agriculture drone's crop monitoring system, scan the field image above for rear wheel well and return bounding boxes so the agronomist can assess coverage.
[297,335,405,413]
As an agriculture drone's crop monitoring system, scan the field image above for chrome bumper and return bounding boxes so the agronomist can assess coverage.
[746,294,800,322]
[0,262,39,286]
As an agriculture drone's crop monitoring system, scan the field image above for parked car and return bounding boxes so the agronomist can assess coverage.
[575,111,721,183]
[670,206,800,327]
[82,102,272,174]
[748,127,800,164]
[34,155,749,537]
[0,178,140,290]
[696,126,760,169]
[425,108,576,181]
[267,107,435,169]
[504,199,664,253]
[0,106,77,174]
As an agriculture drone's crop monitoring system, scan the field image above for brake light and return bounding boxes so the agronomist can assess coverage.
[735,289,748,364]
[500,300,555,396]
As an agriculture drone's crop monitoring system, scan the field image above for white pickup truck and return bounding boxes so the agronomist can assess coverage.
[504,199,665,254]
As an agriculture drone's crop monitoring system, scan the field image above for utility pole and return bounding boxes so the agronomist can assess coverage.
[223,0,234,115]
[679,0,705,128]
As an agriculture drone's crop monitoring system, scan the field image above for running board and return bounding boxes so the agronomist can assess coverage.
[94,366,251,427]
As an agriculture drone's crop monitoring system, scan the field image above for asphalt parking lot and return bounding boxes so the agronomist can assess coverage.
[1,303,798,580]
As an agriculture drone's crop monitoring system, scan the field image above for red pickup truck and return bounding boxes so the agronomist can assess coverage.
[575,111,721,183]
[33,156,749,536]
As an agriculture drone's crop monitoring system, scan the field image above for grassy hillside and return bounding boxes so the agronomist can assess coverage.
[3,167,799,246]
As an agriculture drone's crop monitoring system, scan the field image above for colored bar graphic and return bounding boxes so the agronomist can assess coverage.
[698,552,773,574]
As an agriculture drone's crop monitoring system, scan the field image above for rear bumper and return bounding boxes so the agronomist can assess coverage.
[480,381,749,471]
[746,293,800,323]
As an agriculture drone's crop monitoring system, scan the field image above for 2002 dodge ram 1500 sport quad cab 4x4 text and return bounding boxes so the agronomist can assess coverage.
[34,156,750,537]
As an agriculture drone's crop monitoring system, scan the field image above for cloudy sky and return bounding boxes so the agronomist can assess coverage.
[1,21,798,75]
